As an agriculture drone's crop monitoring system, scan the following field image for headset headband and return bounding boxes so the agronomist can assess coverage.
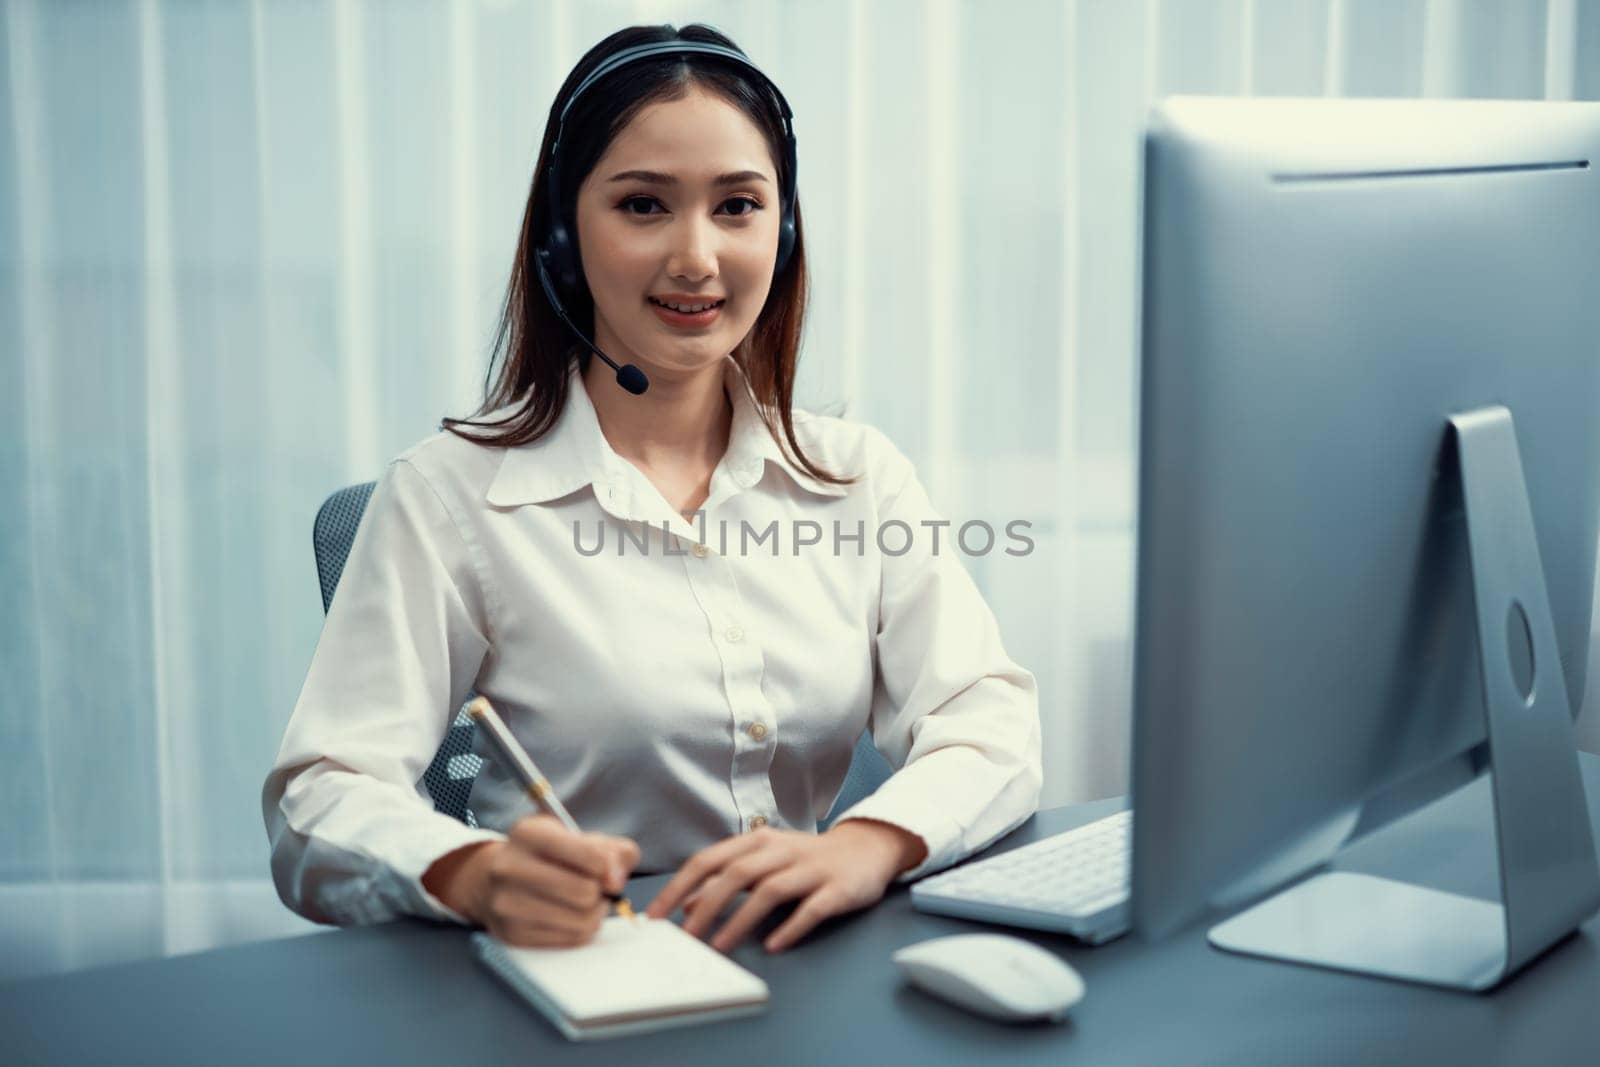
[560,41,795,129]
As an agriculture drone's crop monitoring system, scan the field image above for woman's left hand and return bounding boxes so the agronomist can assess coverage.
[643,819,927,954]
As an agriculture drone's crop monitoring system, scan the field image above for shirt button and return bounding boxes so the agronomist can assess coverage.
[748,815,768,830]
[692,543,710,558]
[746,722,768,741]
[724,625,745,644]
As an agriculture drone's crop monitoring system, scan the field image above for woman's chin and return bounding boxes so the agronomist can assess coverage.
[628,338,734,378]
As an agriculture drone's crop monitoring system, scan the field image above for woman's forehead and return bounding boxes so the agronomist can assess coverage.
[593,88,775,185]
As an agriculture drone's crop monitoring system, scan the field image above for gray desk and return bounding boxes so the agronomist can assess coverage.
[5,756,1599,1067]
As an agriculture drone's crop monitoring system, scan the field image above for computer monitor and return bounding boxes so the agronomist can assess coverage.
[1130,97,1600,991]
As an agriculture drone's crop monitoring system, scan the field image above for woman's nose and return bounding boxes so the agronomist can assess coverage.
[666,216,718,282]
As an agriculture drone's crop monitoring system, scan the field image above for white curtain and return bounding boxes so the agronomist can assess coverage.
[4,0,1599,981]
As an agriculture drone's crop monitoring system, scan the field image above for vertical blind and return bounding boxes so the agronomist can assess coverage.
[3,0,1598,980]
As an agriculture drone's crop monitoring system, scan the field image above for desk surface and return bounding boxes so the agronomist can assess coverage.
[5,757,1599,1067]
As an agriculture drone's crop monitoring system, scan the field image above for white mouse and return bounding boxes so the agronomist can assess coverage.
[891,933,1085,1023]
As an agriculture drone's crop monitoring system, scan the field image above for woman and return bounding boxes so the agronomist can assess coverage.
[262,23,1041,957]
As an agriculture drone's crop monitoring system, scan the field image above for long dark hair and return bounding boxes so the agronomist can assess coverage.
[442,23,851,489]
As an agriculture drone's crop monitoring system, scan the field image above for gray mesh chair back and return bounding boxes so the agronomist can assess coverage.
[312,481,892,830]
[313,482,379,613]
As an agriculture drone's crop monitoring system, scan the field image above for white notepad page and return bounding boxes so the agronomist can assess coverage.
[484,915,769,1024]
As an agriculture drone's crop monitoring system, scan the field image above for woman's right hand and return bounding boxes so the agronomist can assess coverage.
[425,814,640,947]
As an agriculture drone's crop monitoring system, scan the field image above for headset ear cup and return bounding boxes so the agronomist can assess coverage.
[775,208,797,274]
[545,223,580,294]
[533,243,565,311]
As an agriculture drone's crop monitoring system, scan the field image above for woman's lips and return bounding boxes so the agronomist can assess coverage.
[648,297,724,330]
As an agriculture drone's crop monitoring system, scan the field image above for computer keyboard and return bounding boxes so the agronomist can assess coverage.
[909,809,1132,944]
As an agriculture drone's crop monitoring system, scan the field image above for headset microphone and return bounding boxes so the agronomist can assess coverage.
[533,248,650,395]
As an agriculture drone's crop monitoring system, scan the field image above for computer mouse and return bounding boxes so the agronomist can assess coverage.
[891,933,1085,1023]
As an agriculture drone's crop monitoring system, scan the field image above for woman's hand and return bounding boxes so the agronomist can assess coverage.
[423,814,639,948]
[643,818,927,954]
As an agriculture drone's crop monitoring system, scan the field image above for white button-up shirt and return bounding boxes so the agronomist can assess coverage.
[262,356,1042,927]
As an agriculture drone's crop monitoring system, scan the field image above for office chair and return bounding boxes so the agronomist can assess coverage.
[312,481,891,830]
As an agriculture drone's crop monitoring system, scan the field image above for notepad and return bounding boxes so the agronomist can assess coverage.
[471,916,770,1041]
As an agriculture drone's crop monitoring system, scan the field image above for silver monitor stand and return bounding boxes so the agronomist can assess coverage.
[1208,406,1600,991]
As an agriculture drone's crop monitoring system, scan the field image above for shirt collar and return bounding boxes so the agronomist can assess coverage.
[485,356,848,508]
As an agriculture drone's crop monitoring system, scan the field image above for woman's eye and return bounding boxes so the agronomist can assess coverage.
[617,196,764,218]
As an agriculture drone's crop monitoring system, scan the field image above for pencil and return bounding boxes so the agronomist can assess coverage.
[464,696,636,920]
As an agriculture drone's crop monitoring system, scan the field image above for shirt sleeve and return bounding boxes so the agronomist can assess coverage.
[261,457,506,927]
[829,433,1044,882]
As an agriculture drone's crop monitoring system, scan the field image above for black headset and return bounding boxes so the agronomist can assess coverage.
[533,40,801,396]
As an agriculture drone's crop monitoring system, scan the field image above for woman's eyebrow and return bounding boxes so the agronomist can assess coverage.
[606,169,770,186]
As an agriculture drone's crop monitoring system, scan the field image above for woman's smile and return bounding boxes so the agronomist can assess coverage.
[648,294,726,330]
